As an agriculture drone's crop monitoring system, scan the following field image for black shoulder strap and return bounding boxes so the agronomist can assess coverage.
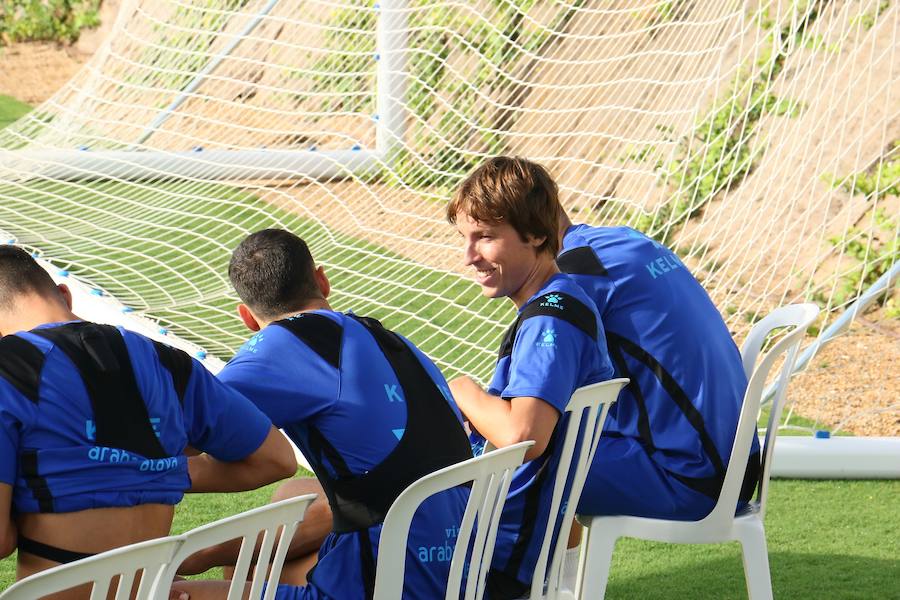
[498,291,597,360]
[0,334,46,403]
[307,314,472,534]
[32,323,167,459]
[557,246,608,276]
[273,314,343,369]
[152,341,194,405]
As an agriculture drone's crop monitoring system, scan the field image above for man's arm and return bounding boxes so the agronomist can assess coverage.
[0,483,15,558]
[450,376,558,461]
[187,426,296,493]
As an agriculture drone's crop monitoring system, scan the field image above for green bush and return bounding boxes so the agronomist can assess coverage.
[0,0,101,45]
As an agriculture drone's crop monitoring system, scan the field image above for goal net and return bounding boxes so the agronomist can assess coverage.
[0,0,896,443]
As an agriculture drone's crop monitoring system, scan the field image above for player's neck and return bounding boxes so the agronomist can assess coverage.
[0,295,79,336]
[263,298,332,328]
[510,255,560,310]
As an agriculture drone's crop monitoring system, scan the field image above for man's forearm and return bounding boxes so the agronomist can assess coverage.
[450,376,557,460]
[450,376,515,447]
[187,453,293,493]
[188,427,297,493]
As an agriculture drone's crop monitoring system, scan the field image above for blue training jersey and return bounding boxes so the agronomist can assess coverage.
[560,225,753,485]
[478,274,614,588]
[218,310,469,600]
[0,321,272,513]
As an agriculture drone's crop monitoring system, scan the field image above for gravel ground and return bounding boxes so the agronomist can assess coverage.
[788,315,899,437]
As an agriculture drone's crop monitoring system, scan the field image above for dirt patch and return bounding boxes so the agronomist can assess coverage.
[0,0,121,104]
[789,317,900,437]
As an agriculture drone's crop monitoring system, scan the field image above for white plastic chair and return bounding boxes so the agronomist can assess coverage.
[155,493,317,600]
[372,441,534,600]
[576,303,819,600]
[478,379,626,599]
[0,535,183,600]
[528,378,627,600]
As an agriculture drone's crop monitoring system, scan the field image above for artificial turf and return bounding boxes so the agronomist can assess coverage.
[1,478,897,597]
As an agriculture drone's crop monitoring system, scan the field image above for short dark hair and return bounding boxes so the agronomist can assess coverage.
[446,156,560,256]
[228,229,322,320]
[0,245,61,311]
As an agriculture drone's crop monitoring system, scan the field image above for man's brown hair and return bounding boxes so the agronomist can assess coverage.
[0,245,61,311]
[446,156,560,256]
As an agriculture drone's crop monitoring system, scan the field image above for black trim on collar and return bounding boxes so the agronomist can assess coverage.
[557,246,608,276]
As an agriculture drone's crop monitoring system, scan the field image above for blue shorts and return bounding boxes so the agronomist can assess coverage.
[577,435,716,521]
[271,583,323,600]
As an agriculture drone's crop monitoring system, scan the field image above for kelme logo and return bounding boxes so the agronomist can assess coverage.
[539,293,563,310]
[536,328,557,348]
[244,332,264,354]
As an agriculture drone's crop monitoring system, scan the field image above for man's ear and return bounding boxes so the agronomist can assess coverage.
[527,234,547,249]
[57,283,73,311]
[237,303,261,332]
[315,266,331,299]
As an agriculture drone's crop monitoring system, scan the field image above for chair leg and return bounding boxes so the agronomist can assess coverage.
[738,522,773,600]
[576,523,618,599]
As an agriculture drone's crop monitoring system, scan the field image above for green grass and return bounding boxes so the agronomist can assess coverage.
[0,177,513,380]
[1,479,897,596]
[0,95,31,129]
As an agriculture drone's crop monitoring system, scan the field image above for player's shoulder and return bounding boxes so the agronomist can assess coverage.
[238,310,344,360]
[519,275,599,338]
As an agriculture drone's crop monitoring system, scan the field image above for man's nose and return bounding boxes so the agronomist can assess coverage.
[463,241,479,266]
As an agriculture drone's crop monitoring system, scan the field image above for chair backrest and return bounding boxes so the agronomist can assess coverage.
[533,378,627,600]
[0,535,183,600]
[704,303,820,526]
[155,493,317,600]
[372,441,533,600]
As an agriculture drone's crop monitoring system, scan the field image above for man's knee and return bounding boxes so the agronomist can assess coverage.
[271,477,324,504]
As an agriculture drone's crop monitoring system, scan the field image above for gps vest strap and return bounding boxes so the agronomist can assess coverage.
[31,322,167,460]
[17,535,95,564]
[497,291,598,361]
[0,334,46,404]
[274,313,472,533]
[152,340,194,405]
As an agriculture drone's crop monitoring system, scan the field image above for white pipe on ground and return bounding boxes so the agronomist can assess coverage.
[770,436,900,479]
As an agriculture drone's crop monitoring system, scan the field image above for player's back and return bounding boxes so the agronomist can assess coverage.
[0,321,197,589]
[559,225,749,480]
[220,310,471,600]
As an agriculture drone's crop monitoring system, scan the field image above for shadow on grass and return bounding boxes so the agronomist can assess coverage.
[604,549,898,599]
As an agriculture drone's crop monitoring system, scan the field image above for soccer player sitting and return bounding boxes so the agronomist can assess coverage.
[446,158,615,598]
[553,159,757,519]
[173,229,472,600]
[0,245,297,596]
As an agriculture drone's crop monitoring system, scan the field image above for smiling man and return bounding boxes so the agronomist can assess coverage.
[447,157,615,598]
